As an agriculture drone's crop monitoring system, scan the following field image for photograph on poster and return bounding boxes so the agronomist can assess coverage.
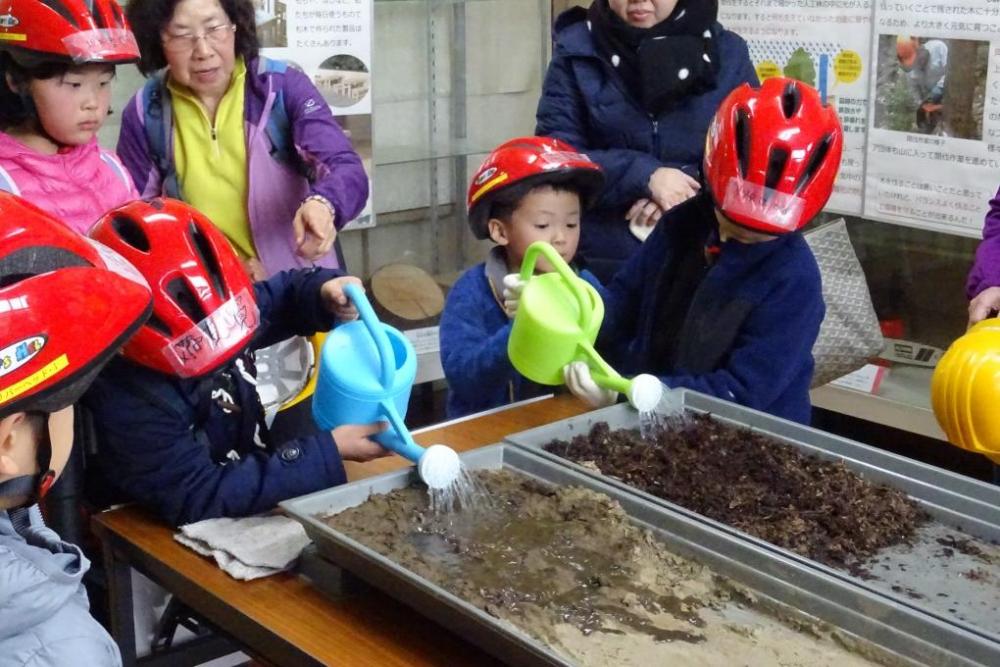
[254,0,287,48]
[873,34,987,141]
[315,54,371,108]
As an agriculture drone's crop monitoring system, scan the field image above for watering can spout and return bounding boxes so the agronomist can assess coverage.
[313,284,461,488]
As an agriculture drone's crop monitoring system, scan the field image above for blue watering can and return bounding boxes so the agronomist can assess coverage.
[312,283,460,488]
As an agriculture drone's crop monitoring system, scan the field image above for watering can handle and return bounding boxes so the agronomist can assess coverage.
[519,241,594,332]
[344,283,395,390]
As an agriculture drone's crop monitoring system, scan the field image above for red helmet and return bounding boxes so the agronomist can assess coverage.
[0,0,139,66]
[89,198,258,379]
[704,77,843,235]
[467,136,604,240]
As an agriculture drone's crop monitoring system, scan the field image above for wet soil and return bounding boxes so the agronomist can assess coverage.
[324,469,905,666]
[544,415,930,573]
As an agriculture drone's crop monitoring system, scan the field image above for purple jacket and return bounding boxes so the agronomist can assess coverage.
[967,185,1000,299]
[117,57,368,274]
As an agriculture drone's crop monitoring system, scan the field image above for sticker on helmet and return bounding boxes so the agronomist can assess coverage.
[0,354,68,406]
[0,14,19,28]
[474,167,498,186]
[0,336,46,378]
[0,32,26,42]
[162,288,260,376]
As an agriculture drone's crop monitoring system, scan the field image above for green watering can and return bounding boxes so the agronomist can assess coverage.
[507,241,662,411]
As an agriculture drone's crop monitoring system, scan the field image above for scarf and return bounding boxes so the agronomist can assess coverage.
[587,0,720,115]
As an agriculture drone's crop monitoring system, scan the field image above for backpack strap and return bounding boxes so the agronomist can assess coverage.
[0,163,20,195]
[140,72,181,198]
[98,151,133,191]
[257,57,309,177]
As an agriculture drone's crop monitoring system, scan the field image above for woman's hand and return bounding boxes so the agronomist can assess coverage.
[968,286,1000,327]
[648,167,701,212]
[320,275,364,321]
[332,422,391,462]
[626,198,665,227]
[293,197,337,261]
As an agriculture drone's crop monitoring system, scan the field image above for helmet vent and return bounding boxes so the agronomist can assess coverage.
[734,108,751,179]
[166,278,208,325]
[40,0,79,28]
[90,0,109,29]
[793,133,834,196]
[764,146,789,197]
[145,313,172,336]
[188,223,226,299]
[0,247,87,287]
[781,81,802,119]
[111,215,150,252]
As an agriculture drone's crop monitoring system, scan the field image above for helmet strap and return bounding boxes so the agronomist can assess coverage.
[0,417,55,508]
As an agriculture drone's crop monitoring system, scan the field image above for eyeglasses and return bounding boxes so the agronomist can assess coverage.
[162,23,236,53]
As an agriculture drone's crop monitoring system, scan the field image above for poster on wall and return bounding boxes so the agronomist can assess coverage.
[255,0,375,229]
[864,2,1000,236]
[719,1,872,215]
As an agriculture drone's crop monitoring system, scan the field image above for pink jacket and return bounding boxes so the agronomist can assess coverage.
[0,133,138,234]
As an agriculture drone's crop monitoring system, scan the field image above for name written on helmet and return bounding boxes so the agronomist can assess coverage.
[0,336,45,378]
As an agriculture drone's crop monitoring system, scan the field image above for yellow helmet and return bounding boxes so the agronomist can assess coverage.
[931,321,1000,462]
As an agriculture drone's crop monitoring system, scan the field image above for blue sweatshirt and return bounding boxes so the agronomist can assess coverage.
[601,195,824,424]
[440,247,602,418]
[83,269,349,526]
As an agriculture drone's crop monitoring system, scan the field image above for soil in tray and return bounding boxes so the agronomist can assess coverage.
[544,415,930,574]
[322,469,908,667]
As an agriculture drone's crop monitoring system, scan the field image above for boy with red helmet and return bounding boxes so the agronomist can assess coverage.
[0,192,152,666]
[564,78,841,424]
[0,0,141,233]
[440,136,604,418]
[81,198,390,526]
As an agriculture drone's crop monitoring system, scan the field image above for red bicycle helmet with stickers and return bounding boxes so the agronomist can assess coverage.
[0,0,139,66]
[467,136,604,240]
[703,77,843,235]
[0,192,151,502]
[90,198,258,379]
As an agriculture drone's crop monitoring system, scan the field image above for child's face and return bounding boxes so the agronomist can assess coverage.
[489,186,582,273]
[609,0,680,28]
[715,209,777,244]
[27,64,114,146]
[0,407,73,509]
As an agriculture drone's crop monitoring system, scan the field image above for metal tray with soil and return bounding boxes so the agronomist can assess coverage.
[504,391,1000,649]
[281,444,998,666]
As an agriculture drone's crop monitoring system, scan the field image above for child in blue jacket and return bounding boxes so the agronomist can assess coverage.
[0,193,153,667]
[82,199,389,527]
[565,78,842,424]
[440,137,604,418]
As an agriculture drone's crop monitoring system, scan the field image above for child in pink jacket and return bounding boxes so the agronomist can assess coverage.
[0,0,140,232]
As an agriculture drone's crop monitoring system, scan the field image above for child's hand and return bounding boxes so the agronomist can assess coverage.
[293,197,337,261]
[626,197,664,227]
[241,257,267,281]
[321,276,363,321]
[502,273,527,319]
[647,167,700,213]
[332,421,391,462]
[968,286,1000,327]
[563,361,618,408]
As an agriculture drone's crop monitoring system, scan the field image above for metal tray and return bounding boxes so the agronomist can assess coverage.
[504,390,1000,644]
[281,444,1000,667]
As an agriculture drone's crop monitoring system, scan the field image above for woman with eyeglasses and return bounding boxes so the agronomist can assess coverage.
[0,0,142,234]
[118,0,368,279]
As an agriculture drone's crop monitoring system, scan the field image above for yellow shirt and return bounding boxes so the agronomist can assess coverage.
[170,58,254,258]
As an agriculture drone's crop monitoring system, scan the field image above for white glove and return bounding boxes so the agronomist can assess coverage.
[563,361,618,408]
[502,273,527,319]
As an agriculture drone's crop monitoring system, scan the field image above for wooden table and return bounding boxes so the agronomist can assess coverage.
[92,395,588,667]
